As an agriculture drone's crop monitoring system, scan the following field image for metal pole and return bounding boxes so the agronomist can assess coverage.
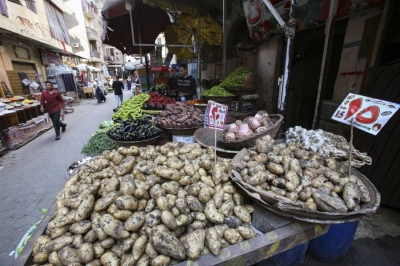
[128,1,135,45]
[145,54,150,90]
[222,0,227,78]
[279,0,297,113]
[312,0,338,129]
[197,15,201,90]
[136,3,143,63]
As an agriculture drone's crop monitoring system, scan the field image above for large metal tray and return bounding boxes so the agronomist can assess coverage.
[194,127,238,158]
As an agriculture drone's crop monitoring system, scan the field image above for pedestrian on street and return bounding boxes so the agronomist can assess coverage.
[95,84,106,103]
[40,81,67,140]
[112,76,124,109]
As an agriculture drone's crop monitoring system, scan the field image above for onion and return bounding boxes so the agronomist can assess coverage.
[255,126,268,134]
[228,123,238,133]
[254,113,263,121]
[224,131,236,141]
[236,123,253,139]
[259,114,273,126]
[249,117,262,131]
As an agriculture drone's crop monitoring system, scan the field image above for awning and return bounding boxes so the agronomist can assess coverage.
[101,0,171,55]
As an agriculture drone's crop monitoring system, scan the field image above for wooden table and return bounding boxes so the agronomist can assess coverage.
[82,87,94,98]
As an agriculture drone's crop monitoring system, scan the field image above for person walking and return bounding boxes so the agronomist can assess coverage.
[95,84,106,103]
[112,76,124,109]
[40,81,67,140]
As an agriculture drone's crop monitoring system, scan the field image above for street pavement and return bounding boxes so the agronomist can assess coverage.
[0,90,132,265]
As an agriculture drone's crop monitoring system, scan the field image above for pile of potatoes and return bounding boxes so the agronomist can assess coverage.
[32,143,257,265]
[233,135,371,213]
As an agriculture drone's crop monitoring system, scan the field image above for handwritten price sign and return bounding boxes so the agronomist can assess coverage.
[204,101,228,130]
[331,93,399,135]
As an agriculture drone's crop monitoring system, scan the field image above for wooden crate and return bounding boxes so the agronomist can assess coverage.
[6,70,38,96]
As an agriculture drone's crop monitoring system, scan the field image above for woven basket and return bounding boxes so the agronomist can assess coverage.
[218,114,283,150]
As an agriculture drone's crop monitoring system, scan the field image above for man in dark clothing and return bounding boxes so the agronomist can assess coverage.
[40,81,67,140]
[112,76,124,108]
[168,64,197,99]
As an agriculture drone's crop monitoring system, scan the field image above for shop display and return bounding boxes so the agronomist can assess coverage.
[112,94,150,121]
[31,143,257,264]
[142,92,175,110]
[107,117,162,142]
[219,67,253,88]
[231,135,379,220]
[157,102,204,129]
[285,126,372,168]
[201,86,234,96]
[81,121,118,156]
[148,84,177,98]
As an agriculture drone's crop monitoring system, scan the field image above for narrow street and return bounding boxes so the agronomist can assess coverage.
[0,90,132,265]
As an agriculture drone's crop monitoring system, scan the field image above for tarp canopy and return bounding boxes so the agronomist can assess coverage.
[101,0,171,55]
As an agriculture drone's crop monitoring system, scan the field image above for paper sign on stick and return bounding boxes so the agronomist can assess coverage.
[204,101,228,130]
[331,93,399,135]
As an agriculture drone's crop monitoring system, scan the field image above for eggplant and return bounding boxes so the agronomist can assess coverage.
[142,102,149,110]
[156,104,165,110]
[148,103,157,110]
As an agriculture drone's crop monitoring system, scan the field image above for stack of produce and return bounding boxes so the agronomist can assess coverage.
[157,102,204,128]
[112,94,150,121]
[32,143,257,265]
[201,85,233,96]
[219,67,253,88]
[148,84,177,98]
[82,121,118,156]
[107,117,162,142]
[186,99,205,106]
[233,135,371,213]
[142,92,175,110]
[223,111,273,141]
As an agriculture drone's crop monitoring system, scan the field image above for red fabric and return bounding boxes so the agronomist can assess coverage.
[40,90,64,114]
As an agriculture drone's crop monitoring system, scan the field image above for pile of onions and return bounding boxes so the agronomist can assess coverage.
[223,111,273,141]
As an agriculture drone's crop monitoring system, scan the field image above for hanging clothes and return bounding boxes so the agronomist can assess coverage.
[55,74,66,92]
[62,73,77,92]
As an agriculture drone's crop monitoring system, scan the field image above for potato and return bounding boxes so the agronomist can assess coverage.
[145,242,159,259]
[146,210,162,228]
[284,171,300,192]
[186,195,204,212]
[70,220,92,235]
[48,251,62,266]
[343,183,361,210]
[219,199,235,217]
[151,255,171,266]
[166,157,185,170]
[154,166,181,181]
[156,196,169,211]
[101,237,115,249]
[107,203,118,216]
[58,246,81,265]
[33,252,49,264]
[100,214,130,239]
[50,226,69,239]
[116,156,136,176]
[198,187,214,203]
[223,229,243,245]
[312,175,327,188]
[223,183,236,194]
[279,147,293,156]
[270,186,286,196]
[294,148,309,160]
[176,214,191,227]
[161,211,178,230]
[267,162,284,175]
[100,251,119,266]
[137,199,148,211]
[94,191,119,212]
[223,192,233,201]
[134,187,150,200]
[93,242,105,258]
[132,235,148,260]
[324,170,341,183]
[255,135,274,153]
[213,189,224,209]
[237,226,256,239]
[187,184,201,196]
[181,229,205,260]
[47,235,73,252]
[137,254,150,266]
[33,235,51,256]
[119,233,138,253]
[175,198,190,214]
[162,181,179,195]
[151,225,186,260]
[120,254,136,266]
[203,227,221,256]
[75,194,95,222]
[233,206,251,223]
[145,199,156,212]
[118,146,140,156]
[204,200,224,224]
[115,195,138,211]
[289,159,301,174]
[224,216,242,228]
[71,234,84,249]
[110,152,126,165]
[113,209,133,220]
[79,243,94,263]
[324,158,337,170]
[166,194,177,209]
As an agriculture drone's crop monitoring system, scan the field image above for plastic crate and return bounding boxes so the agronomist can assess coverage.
[320,101,340,120]
[227,101,242,112]
[318,119,344,136]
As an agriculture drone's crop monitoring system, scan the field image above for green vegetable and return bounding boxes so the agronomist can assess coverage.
[112,93,150,121]
[201,86,233,96]
[82,128,119,155]
[99,120,114,129]
[219,67,253,88]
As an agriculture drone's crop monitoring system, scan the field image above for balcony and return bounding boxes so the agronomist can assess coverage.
[82,0,96,18]
[90,50,101,61]
[86,26,98,40]
[93,0,103,8]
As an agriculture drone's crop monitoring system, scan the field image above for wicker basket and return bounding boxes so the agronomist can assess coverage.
[218,114,283,150]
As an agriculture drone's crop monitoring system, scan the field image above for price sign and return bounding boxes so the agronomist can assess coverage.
[331,93,400,135]
[204,101,228,130]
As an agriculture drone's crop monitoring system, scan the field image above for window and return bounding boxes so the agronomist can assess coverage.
[24,0,36,13]
[44,0,71,45]
[0,0,8,17]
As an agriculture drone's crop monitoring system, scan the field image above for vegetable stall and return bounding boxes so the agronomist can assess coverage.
[14,89,380,265]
